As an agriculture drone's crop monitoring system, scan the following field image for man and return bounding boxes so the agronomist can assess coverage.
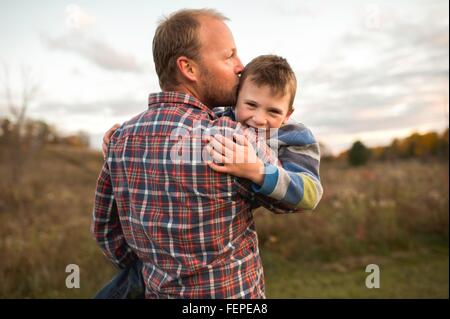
[92,8,300,299]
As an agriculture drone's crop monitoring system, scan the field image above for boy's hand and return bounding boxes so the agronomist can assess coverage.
[102,123,120,159]
[206,134,265,185]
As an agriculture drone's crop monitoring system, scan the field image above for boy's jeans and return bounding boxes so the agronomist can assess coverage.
[94,259,145,299]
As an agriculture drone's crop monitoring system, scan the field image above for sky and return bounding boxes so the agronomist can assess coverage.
[0,0,448,154]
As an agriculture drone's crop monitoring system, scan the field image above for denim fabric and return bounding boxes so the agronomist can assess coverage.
[94,260,145,299]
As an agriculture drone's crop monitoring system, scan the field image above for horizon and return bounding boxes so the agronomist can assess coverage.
[0,0,448,154]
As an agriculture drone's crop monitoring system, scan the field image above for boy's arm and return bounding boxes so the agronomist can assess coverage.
[91,161,138,269]
[251,123,323,212]
[101,116,312,216]
[208,117,308,214]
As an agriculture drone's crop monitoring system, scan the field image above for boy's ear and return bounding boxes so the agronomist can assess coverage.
[176,56,198,83]
[283,108,294,124]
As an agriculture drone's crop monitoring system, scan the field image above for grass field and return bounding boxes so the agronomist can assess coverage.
[0,145,448,298]
[262,246,448,298]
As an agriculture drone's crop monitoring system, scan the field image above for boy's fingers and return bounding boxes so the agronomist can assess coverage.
[206,145,226,163]
[105,123,120,139]
[102,144,107,159]
[233,134,248,146]
[209,136,241,161]
[211,150,226,164]
[102,123,120,160]
[208,137,227,155]
[207,161,229,173]
[110,123,120,131]
[214,134,237,151]
[103,130,114,145]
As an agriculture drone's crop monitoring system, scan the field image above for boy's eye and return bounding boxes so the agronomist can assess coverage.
[246,102,257,108]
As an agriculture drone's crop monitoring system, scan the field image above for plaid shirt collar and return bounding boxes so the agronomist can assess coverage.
[148,91,218,120]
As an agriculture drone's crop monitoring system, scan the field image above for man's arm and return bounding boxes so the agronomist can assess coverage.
[91,161,138,269]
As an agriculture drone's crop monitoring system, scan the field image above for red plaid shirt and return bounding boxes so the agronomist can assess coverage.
[92,92,297,299]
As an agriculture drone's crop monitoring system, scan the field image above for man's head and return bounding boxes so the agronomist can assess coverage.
[234,55,297,129]
[152,9,244,107]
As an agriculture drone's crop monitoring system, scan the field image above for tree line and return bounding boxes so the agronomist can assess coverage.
[0,117,90,149]
[0,117,90,184]
[334,128,449,166]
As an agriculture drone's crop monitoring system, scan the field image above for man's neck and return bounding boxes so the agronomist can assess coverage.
[170,84,201,102]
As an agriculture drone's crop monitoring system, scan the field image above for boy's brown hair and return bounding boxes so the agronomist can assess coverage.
[238,55,297,111]
[152,9,228,90]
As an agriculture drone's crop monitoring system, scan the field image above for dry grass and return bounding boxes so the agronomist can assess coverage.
[0,145,114,298]
[255,159,449,262]
[0,146,448,298]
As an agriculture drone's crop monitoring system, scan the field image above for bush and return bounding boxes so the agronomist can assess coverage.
[348,141,371,166]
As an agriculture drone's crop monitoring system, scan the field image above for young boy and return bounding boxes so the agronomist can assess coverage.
[95,54,322,298]
[206,55,322,211]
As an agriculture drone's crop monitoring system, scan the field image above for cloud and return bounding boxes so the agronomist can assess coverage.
[267,0,318,18]
[41,31,145,73]
[304,92,447,134]
[41,5,145,73]
[36,95,147,117]
[294,7,449,151]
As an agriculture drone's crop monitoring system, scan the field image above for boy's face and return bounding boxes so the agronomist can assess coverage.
[234,79,293,130]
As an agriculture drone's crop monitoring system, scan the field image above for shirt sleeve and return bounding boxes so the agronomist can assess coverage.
[250,123,323,213]
[210,116,310,214]
[91,161,138,269]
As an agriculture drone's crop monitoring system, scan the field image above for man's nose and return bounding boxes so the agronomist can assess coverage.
[235,56,244,75]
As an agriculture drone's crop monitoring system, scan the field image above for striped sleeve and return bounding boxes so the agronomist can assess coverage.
[251,123,323,212]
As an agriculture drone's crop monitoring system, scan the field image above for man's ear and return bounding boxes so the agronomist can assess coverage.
[176,56,198,83]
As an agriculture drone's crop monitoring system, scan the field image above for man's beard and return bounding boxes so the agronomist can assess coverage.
[198,68,238,108]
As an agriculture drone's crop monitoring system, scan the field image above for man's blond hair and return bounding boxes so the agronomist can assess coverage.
[152,8,228,90]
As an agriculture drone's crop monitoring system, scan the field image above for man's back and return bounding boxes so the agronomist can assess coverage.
[93,92,265,298]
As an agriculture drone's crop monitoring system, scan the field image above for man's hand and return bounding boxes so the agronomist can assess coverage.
[205,134,265,185]
[102,123,120,159]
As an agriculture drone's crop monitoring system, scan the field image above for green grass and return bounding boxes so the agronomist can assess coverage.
[262,247,449,298]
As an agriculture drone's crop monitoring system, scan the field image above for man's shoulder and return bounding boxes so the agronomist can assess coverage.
[109,107,242,150]
[117,106,207,138]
